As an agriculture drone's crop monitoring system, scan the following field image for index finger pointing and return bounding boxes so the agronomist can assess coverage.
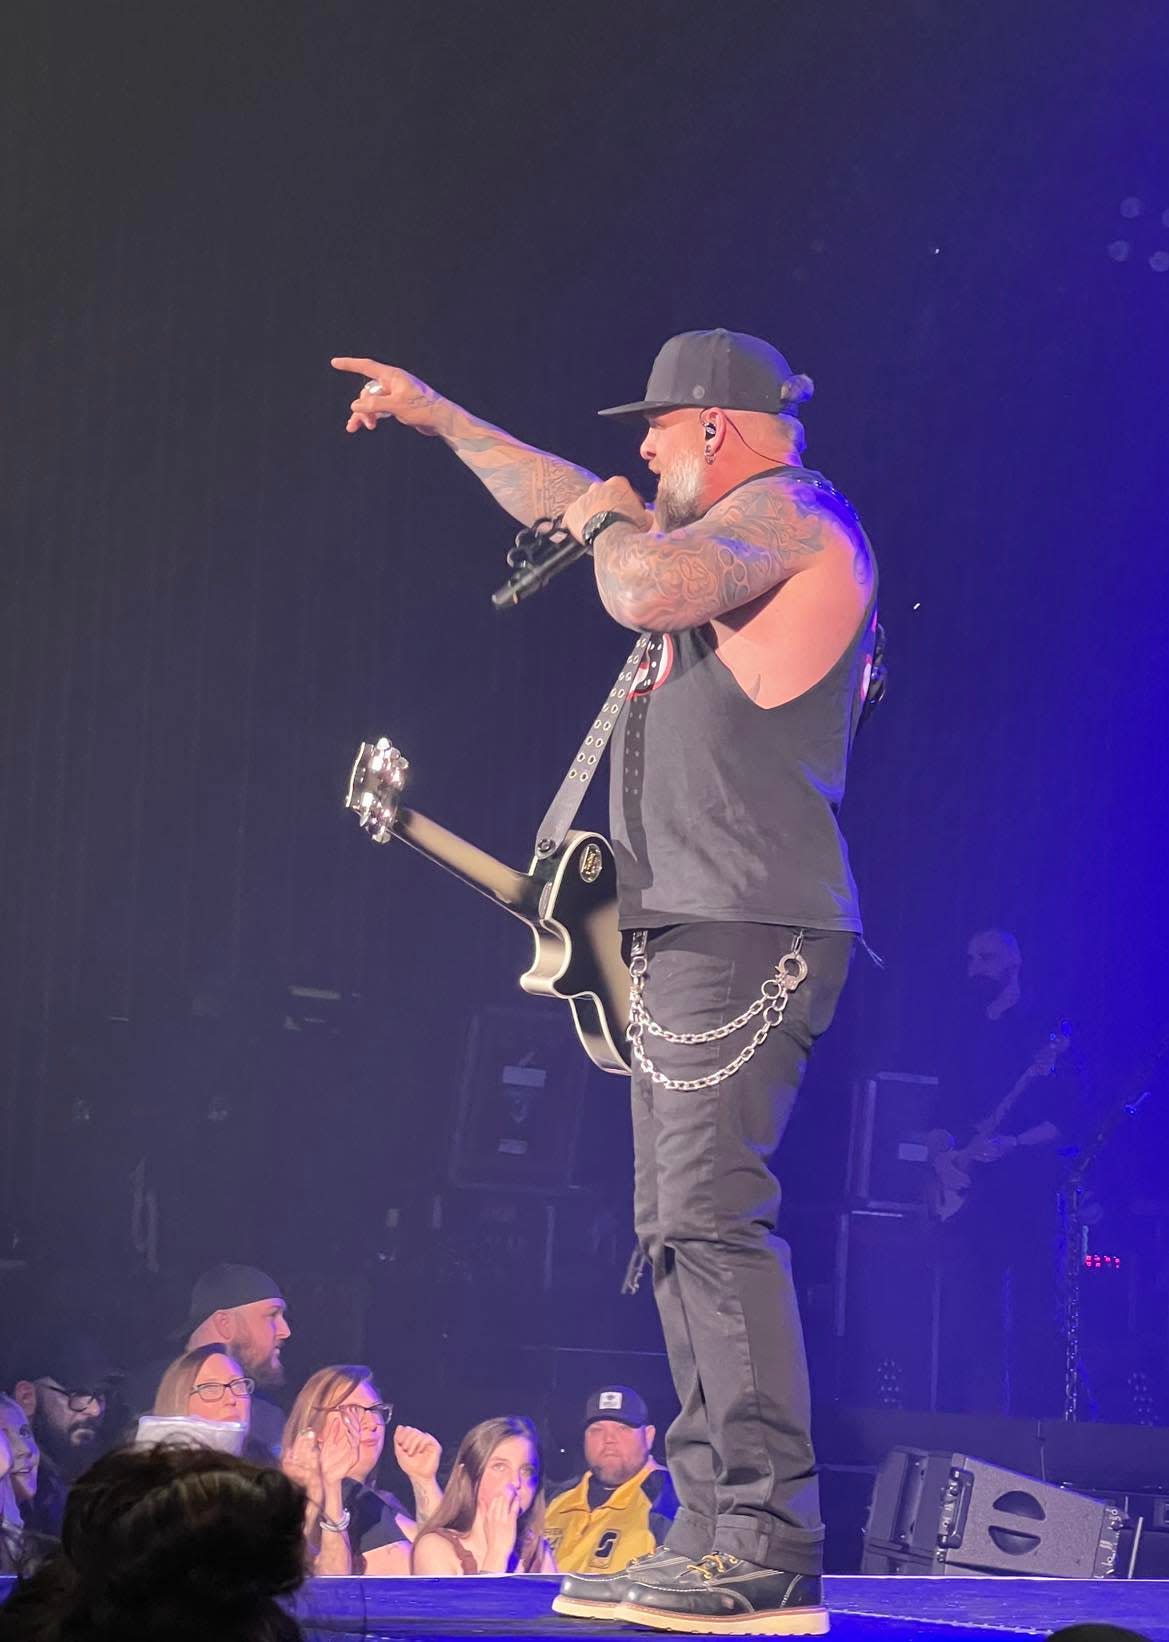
[331,356,385,378]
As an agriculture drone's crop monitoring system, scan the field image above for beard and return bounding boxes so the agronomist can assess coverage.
[34,1413,102,1478]
[968,972,1005,998]
[592,1457,638,1488]
[255,1354,285,1389]
[654,452,704,531]
[235,1342,284,1389]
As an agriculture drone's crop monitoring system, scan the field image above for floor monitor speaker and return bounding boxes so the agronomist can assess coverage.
[862,1446,1125,1579]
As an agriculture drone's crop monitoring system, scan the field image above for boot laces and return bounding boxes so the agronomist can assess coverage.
[694,1551,741,1580]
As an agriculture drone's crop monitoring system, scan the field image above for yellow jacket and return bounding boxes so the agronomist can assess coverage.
[544,1460,677,1574]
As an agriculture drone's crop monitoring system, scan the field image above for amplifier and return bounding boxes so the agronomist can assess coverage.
[848,1071,940,1208]
[449,1005,588,1190]
[835,1208,941,1411]
[789,1205,941,1412]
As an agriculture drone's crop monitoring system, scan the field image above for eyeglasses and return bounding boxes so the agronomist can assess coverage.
[38,1383,106,1414]
[192,1376,255,1403]
[314,1401,394,1427]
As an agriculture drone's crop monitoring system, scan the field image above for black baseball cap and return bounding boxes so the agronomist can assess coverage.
[172,1263,285,1341]
[5,1331,122,1392]
[597,328,804,421]
[582,1385,650,1432]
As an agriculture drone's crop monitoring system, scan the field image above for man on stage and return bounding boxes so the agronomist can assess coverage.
[334,328,877,1634]
[935,929,1073,1419]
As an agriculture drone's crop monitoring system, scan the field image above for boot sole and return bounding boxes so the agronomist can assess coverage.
[612,1599,831,1635]
[551,1556,693,1622]
[551,1553,693,1621]
[551,1594,625,1621]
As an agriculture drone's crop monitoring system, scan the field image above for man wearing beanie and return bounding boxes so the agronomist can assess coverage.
[121,1263,290,1463]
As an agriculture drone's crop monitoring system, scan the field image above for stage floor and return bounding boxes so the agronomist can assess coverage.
[4,1571,1167,1637]
[288,1573,1169,1640]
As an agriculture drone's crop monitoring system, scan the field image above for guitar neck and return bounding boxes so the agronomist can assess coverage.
[393,807,537,920]
[975,1068,1039,1139]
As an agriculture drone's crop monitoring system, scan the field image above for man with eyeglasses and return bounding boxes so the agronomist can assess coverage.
[9,1335,120,1537]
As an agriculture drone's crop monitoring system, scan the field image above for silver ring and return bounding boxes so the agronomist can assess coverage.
[363,379,384,396]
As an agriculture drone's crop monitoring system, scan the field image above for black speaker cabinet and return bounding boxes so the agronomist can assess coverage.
[862,1446,1125,1578]
[835,1209,941,1411]
[847,1071,940,1208]
[449,1005,588,1190]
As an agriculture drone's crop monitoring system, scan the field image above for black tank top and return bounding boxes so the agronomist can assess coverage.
[609,467,877,933]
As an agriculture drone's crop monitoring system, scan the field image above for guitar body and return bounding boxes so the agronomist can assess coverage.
[519,831,630,1075]
[923,1129,974,1221]
[923,1027,1070,1221]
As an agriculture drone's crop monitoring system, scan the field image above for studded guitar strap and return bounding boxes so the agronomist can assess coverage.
[531,632,652,862]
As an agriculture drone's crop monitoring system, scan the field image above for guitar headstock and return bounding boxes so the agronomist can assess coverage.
[346,738,410,844]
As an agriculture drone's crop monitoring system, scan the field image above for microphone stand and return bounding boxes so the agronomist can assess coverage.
[491,517,589,610]
[1060,1075,1161,1421]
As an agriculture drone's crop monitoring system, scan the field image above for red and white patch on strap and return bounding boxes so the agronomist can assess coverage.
[630,634,675,697]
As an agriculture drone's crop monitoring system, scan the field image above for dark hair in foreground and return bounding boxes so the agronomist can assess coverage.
[0,1445,306,1642]
[412,1415,547,1572]
[1047,1629,1153,1642]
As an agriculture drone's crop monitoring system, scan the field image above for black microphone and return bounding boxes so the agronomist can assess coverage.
[491,517,588,610]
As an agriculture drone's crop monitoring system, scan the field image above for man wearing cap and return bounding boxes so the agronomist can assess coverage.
[545,1386,677,1579]
[121,1263,291,1463]
[9,1333,121,1536]
[334,328,876,1633]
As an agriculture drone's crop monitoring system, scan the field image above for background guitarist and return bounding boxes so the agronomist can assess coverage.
[935,927,1078,1419]
[333,330,877,1636]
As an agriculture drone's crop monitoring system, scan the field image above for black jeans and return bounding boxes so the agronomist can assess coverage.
[629,921,853,1576]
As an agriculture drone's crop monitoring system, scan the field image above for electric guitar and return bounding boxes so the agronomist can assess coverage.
[924,1025,1070,1221]
[345,739,631,1075]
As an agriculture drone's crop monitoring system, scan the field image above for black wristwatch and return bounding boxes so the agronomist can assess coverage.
[581,510,639,550]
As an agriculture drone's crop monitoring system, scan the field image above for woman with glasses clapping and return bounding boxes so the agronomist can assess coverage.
[280,1365,443,1576]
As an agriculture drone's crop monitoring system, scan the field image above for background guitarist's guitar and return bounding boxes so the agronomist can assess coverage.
[345,738,631,1075]
[924,1025,1071,1221]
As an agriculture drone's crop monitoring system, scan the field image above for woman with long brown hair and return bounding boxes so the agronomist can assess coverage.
[410,1416,555,1575]
[280,1364,441,1577]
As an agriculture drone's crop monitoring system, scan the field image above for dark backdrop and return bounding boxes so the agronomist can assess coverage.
[3,0,1168,1445]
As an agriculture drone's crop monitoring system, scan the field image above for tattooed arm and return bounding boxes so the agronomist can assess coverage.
[439,407,598,525]
[331,357,596,526]
[561,474,838,632]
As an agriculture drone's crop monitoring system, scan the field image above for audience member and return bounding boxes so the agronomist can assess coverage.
[0,1395,43,1574]
[133,1344,254,1454]
[0,1394,39,1515]
[122,1263,289,1463]
[281,1364,442,1576]
[8,1336,119,1538]
[152,1345,254,1425]
[411,1415,555,1575]
[0,1445,305,1642]
[1047,1629,1153,1641]
[545,1386,677,1576]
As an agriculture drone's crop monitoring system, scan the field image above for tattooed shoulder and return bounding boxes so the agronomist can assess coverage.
[707,477,834,572]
